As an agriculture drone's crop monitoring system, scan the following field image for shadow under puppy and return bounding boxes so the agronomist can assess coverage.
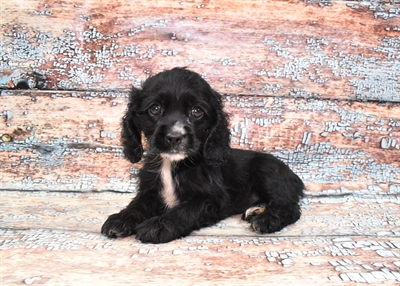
[101,67,304,244]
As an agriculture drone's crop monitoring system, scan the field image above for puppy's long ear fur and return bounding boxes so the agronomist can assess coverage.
[203,90,231,166]
[121,87,143,163]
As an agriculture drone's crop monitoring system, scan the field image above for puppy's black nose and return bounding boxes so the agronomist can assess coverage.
[165,134,183,145]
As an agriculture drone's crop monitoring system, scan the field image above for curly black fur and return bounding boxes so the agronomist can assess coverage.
[101,67,304,243]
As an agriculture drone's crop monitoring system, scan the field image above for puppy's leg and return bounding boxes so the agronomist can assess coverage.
[101,192,162,238]
[242,154,304,234]
[134,199,223,243]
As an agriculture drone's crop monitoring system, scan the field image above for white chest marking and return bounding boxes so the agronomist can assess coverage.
[160,158,179,209]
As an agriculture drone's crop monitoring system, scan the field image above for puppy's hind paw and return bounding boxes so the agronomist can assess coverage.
[242,205,275,234]
[243,204,301,234]
[242,205,267,221]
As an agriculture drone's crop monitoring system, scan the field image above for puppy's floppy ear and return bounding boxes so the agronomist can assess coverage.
[121,87,143,163]
[203,90,231,166]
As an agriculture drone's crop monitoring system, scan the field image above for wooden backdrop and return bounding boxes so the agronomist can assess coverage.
[1,0,399,193]
[1,0,399,284]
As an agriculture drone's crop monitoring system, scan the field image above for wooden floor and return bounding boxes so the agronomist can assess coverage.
[1,188,399,285]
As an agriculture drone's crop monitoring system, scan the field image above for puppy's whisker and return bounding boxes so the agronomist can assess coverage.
[187,156,195,165]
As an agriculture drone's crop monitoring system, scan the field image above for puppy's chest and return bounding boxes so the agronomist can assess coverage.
[160,160,179,208]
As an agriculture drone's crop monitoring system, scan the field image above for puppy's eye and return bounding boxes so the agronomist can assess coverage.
[191,107,204,118]
[149,105,162,116]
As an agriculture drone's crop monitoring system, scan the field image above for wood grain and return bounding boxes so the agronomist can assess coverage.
[2,229,400,285]
[1,185,399,285]
[1,189,399,284]
[1,190,399,237]
[1,0,399,101]
[1,90,399,191]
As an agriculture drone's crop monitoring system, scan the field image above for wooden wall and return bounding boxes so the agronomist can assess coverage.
[1,0,399,196]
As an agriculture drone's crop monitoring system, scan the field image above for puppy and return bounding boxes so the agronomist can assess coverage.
[101,67,304,243]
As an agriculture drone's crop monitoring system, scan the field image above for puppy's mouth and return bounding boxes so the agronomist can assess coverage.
[160,153,187,162]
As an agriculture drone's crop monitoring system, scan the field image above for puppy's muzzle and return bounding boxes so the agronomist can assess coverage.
[152,120,192,156]
[160,124,190,162]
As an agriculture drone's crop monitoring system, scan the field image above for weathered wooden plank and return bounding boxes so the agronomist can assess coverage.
[1,228,399,285]
[1,148,399,191]
[1,0,399,101]
[0,91,126,146]
[1,190,399,237]
[1,91,399,191]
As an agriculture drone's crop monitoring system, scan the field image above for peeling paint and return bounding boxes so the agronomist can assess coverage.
[2,93,398,191]
[259,35,400,101]
[1,2,400,101]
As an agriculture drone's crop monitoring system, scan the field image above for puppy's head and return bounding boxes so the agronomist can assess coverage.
[122,67,230,165]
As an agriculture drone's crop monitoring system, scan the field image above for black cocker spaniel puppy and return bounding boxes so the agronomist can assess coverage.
[101,67,304,244]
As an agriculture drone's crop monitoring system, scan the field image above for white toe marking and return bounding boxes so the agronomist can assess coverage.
[245,206,266,219]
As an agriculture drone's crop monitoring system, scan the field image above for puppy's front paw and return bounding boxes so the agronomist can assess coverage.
[101,213,138,238]
[135,217,181,244]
